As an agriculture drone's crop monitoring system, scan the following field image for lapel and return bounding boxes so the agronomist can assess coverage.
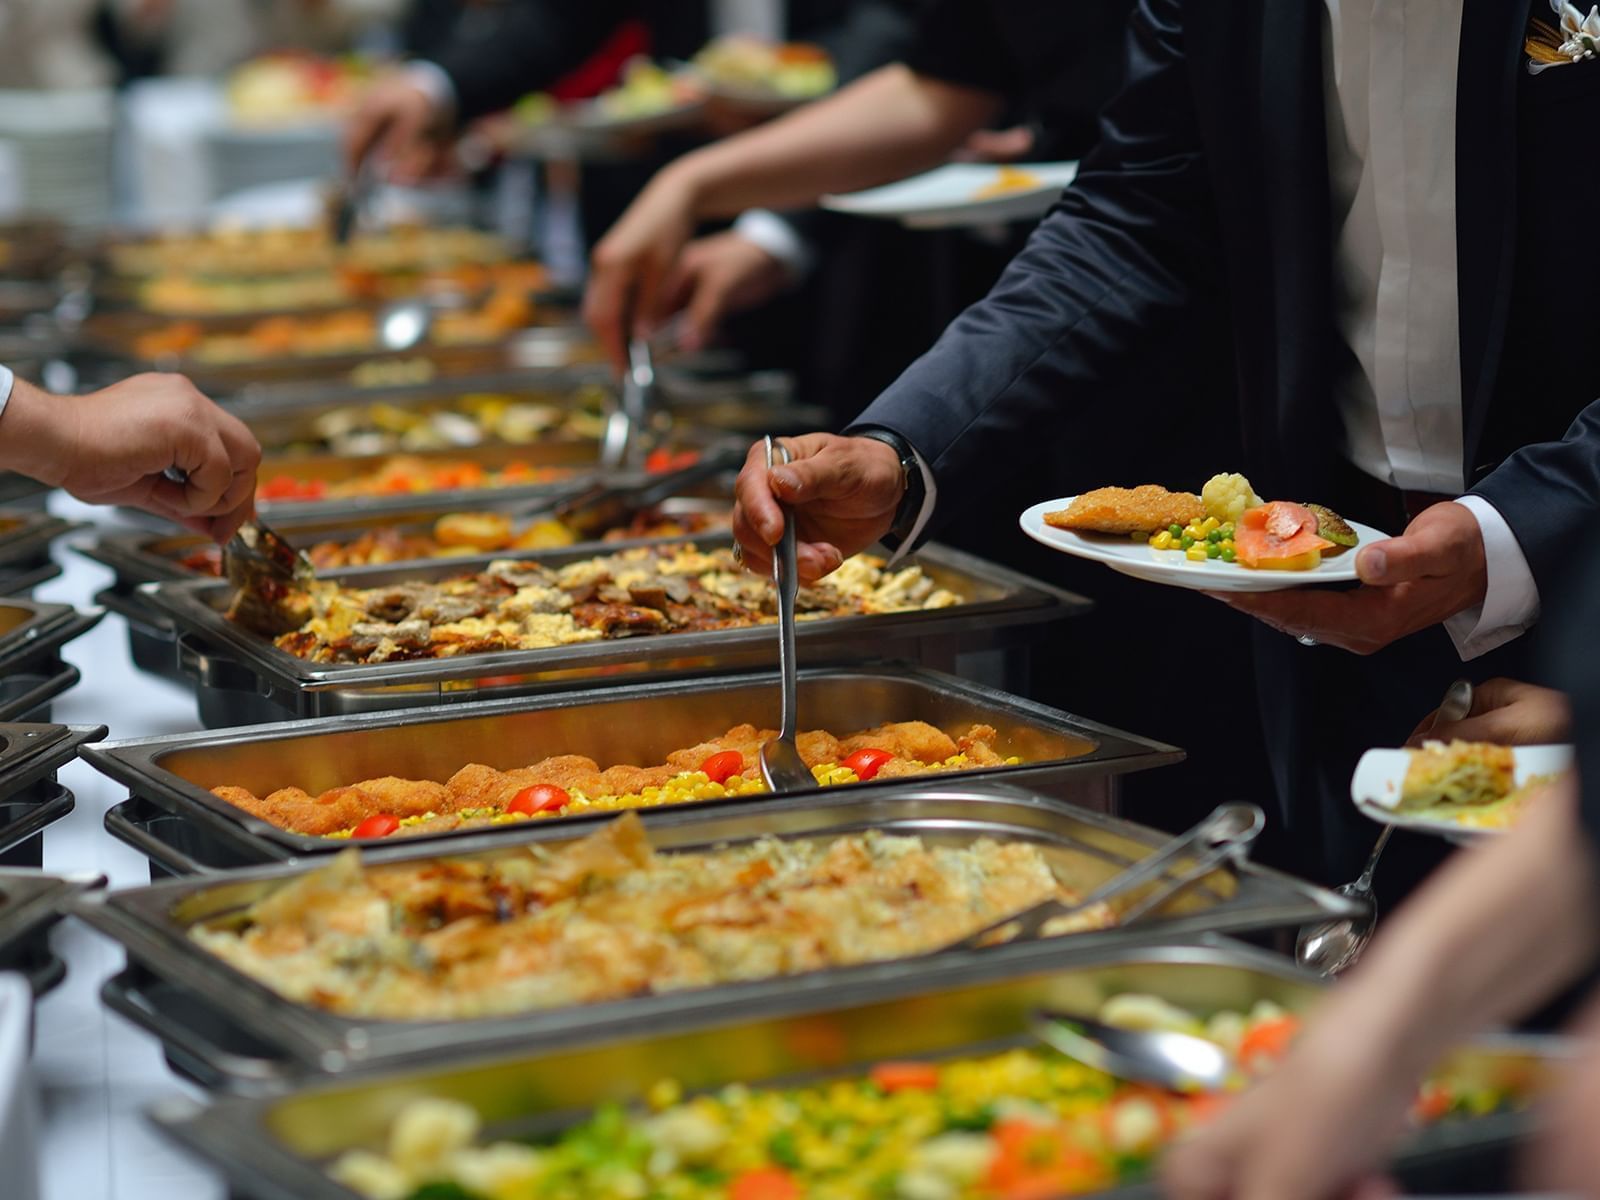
[1253,0,1334,490]
[1457,1,1533,477]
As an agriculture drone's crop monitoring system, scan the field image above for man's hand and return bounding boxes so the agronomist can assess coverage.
[732,433,907,582]
[2,375,261,541]
[343,71,454,184]
[659,232,795,353]
[1407,677,1571,746]
[1212,502,1488,655]
[583,169,700,371]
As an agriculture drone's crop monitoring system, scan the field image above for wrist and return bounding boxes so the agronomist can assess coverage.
[0,379,70,487]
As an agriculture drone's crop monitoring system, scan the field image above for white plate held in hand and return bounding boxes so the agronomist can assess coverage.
[822,162,1080,230]
[1019,498,1388,594]
[1350,743,1574,840]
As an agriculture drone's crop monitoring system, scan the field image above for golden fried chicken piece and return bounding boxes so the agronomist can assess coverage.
[1045,485,1205,535]
[338,777,450,817]
[839,721,958,763]
[956,724,1007,766]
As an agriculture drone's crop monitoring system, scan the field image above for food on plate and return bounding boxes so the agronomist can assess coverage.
[131,286,537,364]
[240,544,962,660]
[253,454,576,504]
[209,719,1016,838]
[1044,485,1205,536]
[973,164,1045,200]
[1396,740,1551,829]
[692,35,837,99]
[1232,501,1335,571]
[1200,471,1263,525]
[191,811,1101,1021]
[595,59,704,121]
[1047,473,1361,571]
[327,996,1536,1200]
[224,52,371,124]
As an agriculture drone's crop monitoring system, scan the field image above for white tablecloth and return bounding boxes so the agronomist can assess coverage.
[31,495,224,1200]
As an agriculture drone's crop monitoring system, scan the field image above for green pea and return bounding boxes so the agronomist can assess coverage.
[1207,529,1223,543]
[1180,535,1195,549]
[1220,546,1236,563]
[1206,542,1222,559]
[1168,524,1183,538]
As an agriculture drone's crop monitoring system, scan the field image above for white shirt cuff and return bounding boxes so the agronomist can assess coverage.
[731,210,815,280]
[404,60,457,122]
[0,366,13,421]
[1443,495,1541,661]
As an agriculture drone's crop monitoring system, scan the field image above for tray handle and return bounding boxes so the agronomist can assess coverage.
[0,662,79,723]
[100,966,290,1092]
[103,799,217,876]
[176,634,261,694]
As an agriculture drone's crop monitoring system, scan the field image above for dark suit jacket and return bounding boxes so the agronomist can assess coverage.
[855,0,1600,605]
[426,0,927,122]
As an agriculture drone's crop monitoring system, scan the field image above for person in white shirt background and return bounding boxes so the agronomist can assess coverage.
[730,0,1600,904]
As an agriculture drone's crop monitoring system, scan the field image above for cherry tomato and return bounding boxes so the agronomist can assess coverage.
[841,748,893,781]
[258,475,306,501]
[729,1168,799,1200]
[350,813,400,839]
[507,783,571,815]
[869,1061,940,1092]
[699,750,744,784]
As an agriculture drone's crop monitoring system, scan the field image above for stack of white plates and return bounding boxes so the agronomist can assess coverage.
[0,973,38,1200]
[205,119,340,200]
[0,89,114,229]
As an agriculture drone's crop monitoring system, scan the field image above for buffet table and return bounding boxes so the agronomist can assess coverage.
[31,494,224,1200]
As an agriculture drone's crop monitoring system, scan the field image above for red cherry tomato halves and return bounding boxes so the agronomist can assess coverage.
[700,750,744,784]
[350,813,400,839]
[841,748,893,781]
[508,784,572,815]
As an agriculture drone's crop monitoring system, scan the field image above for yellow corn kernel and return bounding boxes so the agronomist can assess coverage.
[1186,545,1209,562]
[1200,516,1221,534]
[1150,530,1175,551]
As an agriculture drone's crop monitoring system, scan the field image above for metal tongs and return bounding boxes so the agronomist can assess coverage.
[759,435,814,793]
[329,158,376,246]
[601,336,657,468]
[160,465,315,595]
[542,444,742,538]
[937,803,1266,953]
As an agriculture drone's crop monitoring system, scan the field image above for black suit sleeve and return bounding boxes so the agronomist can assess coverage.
[1471,400,1600,613]
[801,0,928,85]
[1539,555,1600,860]
[427,0,641,123]
[848,0,1219,488]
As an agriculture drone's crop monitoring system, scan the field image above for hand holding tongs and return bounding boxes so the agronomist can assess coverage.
[937,803,1266,953]
[160,467,315,591]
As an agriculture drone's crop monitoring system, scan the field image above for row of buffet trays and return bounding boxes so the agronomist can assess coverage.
[0,220,1559,1197]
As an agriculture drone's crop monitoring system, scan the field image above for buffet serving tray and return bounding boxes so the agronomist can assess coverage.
[148,940,1550,1194]
[0,723,106,869]
[0,510,79,597]
[0,600,104,725]
[81,792,1353,1090]
[83,495,737,685]
[145,539,1086,725]
[86,664,1176,873]
[76,313,604,395]
[0,869,105,997]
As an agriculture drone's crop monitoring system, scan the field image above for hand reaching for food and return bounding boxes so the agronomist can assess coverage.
[1407,678,1571,747]
[732,433,906,582]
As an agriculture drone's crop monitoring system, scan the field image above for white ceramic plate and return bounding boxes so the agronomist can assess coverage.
[822,162,1079,230]
[1018,497,1386,594]
[1350,743,1573,841]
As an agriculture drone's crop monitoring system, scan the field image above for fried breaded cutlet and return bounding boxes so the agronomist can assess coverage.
[1045,485,1206,535]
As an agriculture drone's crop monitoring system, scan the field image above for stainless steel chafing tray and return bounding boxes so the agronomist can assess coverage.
[79,495,736,685]
[146,940,1549,1195]
[143,540,1087,726]
[0,600,104,724]
[0,869,105,996]
[75,311,605,394]
[0,510,80,596]
[85,664,1175,874]
[0,723,106,868]
[80,792,1356,1090]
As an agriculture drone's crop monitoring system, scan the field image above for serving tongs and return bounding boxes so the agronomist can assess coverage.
[543,444,741,539]
[328,158,376,246]
[936,803,1266,953]
[600,335,657,469]
[759,435,814,793]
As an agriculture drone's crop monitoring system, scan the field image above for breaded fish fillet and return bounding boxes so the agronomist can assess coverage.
[1045,485,1205,535]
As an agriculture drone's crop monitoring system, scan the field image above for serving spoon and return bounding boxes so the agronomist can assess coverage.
[758,435,814,793]
[1296,678,1475,976]
[1030,1009,1233,1093]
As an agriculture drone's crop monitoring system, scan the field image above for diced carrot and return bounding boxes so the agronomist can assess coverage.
[730,1167,800,1200]
[1238,1015,1300,1067]
[869,1061,940,1092]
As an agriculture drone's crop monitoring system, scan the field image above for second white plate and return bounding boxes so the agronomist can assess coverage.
[822,162,1080,230]
[1350,743,1573,841]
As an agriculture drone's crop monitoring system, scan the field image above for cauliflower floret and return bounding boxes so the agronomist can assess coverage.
[388,1098,481,1176]
[1201,472,1263,525]
[445,1143,546,1199]
[1097,993,1205,1037]
[328,1150,411,1200]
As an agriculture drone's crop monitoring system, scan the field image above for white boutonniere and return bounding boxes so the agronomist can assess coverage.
[1528,1,1600,72]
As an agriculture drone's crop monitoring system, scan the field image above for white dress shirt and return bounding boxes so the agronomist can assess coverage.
[1323,0,1538,659]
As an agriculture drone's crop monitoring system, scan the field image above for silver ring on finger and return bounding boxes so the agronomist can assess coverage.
[732,543,744,566]
[1296,634,1319,648]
